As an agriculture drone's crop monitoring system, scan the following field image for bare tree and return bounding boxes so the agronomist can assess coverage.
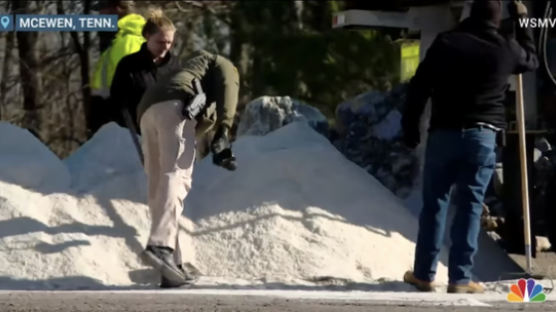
[0,31,15,120]
[57,0,92,135]
[12,0,42,134]
[0,2,15,119]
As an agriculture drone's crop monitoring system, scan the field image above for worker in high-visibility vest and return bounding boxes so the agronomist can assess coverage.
[89,0,146,136]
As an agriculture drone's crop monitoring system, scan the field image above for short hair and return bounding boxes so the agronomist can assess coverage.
[470,0,502,24]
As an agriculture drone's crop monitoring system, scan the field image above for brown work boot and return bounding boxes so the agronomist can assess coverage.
[403,271,435,292]
[447,281,485,294]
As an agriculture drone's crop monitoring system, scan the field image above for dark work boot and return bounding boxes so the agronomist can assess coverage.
[160,263,201,288]
[142,245,186,285]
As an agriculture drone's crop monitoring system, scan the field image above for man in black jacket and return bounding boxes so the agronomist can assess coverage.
[402,0,538,293]
[110,42,180,131]
[110,10,180,133]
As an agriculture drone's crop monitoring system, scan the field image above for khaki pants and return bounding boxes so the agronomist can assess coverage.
[140,100,196,265]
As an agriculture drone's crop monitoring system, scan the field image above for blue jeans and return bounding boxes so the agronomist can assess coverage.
[413,127,496,284]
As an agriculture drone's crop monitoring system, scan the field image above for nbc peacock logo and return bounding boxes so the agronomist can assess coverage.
[507,278,547,303]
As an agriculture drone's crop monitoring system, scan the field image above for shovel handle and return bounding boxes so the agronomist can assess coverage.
[515,73,533,273]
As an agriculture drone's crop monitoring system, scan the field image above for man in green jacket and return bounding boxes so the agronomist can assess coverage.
[138,50,239,286]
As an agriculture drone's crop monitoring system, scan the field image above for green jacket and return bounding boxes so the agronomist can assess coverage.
[137,50,240,135]
[91,13,146,98]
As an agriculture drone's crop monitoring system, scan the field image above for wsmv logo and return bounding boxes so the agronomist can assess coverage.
[507,279,547,303]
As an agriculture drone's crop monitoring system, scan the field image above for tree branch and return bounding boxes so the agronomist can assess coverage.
[175,1,233,25]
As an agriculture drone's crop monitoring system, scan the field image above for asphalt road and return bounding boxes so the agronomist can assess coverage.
[1,291,555,312]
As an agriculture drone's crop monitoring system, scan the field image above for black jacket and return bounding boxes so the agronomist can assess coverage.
[110,43,181,132]
[402,17,539,134]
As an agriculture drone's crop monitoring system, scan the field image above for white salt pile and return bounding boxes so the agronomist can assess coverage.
[0,180,154,289]
[0,122,70,193]
[64,122,144,193]
[185,121,441,284]
[0,123,155,289]
[0,121,518,290]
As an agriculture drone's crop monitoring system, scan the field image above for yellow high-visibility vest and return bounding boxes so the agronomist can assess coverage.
[91,13,146,98]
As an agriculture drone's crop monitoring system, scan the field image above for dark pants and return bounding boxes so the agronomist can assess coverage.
[413,127,496,284]
[89,96,124,137]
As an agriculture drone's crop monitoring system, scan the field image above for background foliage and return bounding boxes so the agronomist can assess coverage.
[0,0,400,157]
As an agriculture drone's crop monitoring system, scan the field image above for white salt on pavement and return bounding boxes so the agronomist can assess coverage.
[0,121,522,291]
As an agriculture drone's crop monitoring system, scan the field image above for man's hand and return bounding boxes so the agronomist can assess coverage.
[508,1,527,19]
[182,93,206,120]
[211,125,237,171]
[182,79,206,120]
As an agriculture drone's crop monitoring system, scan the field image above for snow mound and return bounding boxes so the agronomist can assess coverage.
[64,122,144,192]
[0,122,70,193]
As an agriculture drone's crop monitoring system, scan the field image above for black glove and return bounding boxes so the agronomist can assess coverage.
[211,125,237,171]
[402,130,420,149]
[213,148,237,171]
[508,1,528,19]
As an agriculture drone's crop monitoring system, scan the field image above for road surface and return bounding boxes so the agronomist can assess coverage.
[1,289,555,312]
